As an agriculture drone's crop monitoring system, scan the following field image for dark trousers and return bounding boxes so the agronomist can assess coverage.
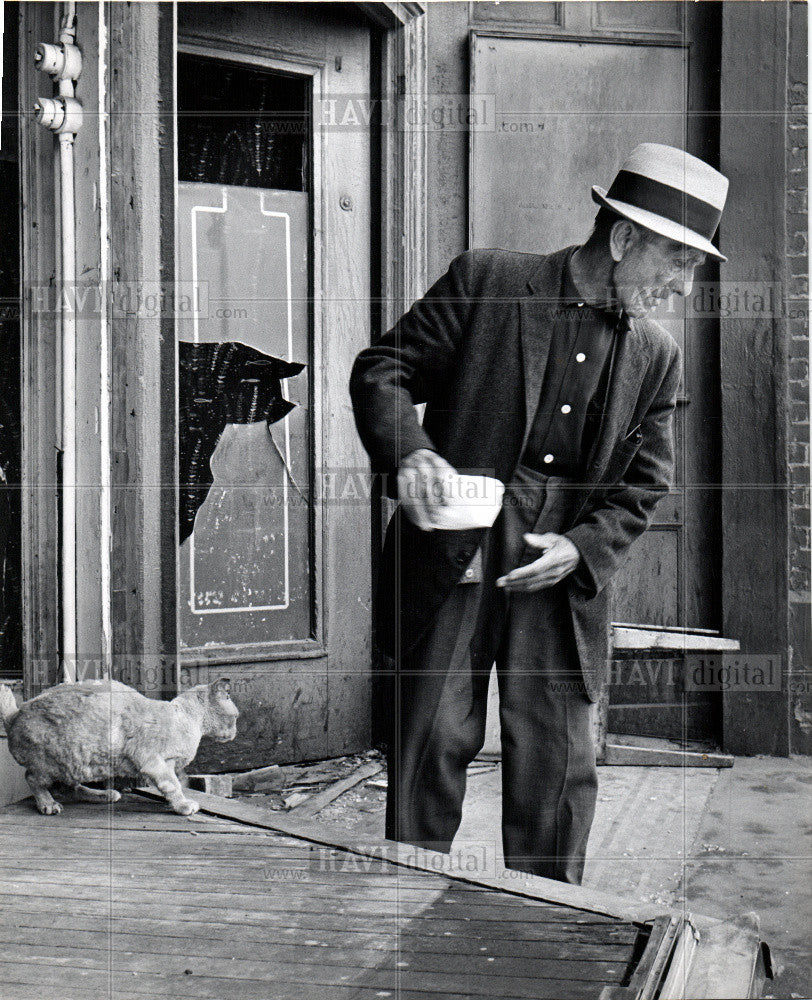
[385,467,598,884]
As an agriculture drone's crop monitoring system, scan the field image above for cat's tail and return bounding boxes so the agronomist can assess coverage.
[0,685,19,732]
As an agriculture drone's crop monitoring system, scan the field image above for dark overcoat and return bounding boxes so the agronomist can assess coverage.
[349,246,682,701]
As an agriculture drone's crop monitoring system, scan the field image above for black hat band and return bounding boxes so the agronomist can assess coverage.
[606,170,722,240]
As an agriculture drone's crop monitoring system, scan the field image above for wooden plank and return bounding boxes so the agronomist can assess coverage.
[598,916,686,1000]
[3,919,635,959]
[0,881,636,925]
[0,957,618,1000]
[612,623,722,635]
[636,916,681,1000]
[624,915,674,997]
[0,970,602,1000]
[0,897,636,944]
[1,865,641,915]
[658,919,700,999]
[287,760,382,818]
[611,627,740,652]
[683,912,770,999]
[146,788,679,924]
[0,987,593,1000]
[603,743,734,767]
[0,934,627,983]
[0,865,638,912]
[1,859,647,914]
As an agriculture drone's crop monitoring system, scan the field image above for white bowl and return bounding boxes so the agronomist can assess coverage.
[398,470,504,530]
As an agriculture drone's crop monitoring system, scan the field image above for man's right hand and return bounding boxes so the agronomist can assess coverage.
[398,449,460,531]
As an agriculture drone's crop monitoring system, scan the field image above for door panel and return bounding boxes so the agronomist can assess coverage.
[470,10,720,631]
[469,2,723,741]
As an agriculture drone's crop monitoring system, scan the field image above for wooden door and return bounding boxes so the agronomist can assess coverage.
[176,3,373,767]
[470,2,723,739]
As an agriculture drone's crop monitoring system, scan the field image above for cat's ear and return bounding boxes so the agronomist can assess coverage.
[210,677,231,700]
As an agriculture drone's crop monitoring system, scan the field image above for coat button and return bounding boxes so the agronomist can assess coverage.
[576,352,586,363]
[561,404,571,414]
[543,454,554,464]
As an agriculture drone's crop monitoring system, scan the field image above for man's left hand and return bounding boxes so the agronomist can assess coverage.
[496,533,581,592]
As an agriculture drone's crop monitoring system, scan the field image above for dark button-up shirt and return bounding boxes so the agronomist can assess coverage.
[523,250,625,476]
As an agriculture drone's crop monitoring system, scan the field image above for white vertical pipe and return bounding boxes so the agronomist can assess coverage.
[59,129,77,682]
[58,1,77,682]
[172,0,180,695]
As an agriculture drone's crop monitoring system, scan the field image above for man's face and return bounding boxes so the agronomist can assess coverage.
[613,228,706,318]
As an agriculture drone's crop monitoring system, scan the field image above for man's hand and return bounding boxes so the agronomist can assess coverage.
[398,448,459,531]
[496,533,581,592]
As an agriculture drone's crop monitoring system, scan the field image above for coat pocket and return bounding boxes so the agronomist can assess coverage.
[606,432,643,483]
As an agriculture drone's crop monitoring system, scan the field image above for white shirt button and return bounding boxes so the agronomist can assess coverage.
[561,404,571,414]
[464,568,474,579]
[543,454,554,464]
[576,352,586,363]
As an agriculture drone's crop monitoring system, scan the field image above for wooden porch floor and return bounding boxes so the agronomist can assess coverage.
[0,793,650,1000]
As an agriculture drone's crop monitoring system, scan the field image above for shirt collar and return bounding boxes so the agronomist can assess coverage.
[562,247,628,330]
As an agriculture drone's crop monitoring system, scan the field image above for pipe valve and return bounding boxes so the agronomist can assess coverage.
[34,41,82,81]
[34,96,83,135]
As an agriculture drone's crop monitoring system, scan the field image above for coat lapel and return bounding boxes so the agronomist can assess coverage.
[583,317,652,482]
[517,248,573,458]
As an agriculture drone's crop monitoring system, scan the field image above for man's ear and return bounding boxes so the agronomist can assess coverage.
[210,677,231,699]
[609,219,635,262]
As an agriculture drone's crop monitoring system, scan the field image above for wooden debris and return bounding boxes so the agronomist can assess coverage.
[281,791,309,810]
[603,743,733,768]
[287,761,382,819]
[230,756,373,795]
[252,773,288,793]
[186,774,234,797]
[230,764,282,792]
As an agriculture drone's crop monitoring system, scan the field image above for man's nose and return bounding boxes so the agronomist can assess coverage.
[671,273,694,297]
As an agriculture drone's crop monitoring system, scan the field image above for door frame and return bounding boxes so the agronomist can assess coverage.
[19,0,112,696]
[19,2,60,698]
[162,1,427,707]
[358,1,427,326]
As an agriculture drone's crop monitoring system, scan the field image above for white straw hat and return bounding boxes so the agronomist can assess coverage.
[592,143,729,261]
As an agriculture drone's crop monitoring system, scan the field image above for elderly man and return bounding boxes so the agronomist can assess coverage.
[350,143,728,884]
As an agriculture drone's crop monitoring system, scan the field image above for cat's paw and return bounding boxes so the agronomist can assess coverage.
[109,789,122,802]
[175,799,200,817]
[38,801,63,816]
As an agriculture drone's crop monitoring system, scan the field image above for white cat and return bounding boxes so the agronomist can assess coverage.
[0,678,238,817]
